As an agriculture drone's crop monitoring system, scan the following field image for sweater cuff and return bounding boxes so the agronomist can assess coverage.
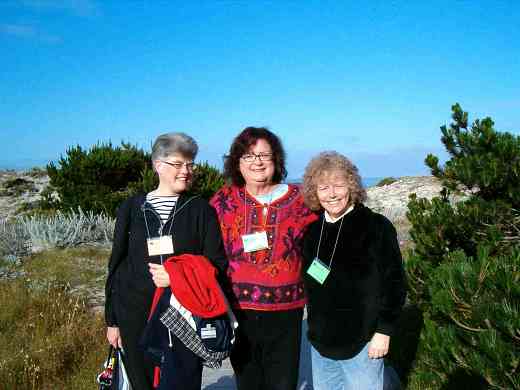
[106,320,118,327]
[375,319,395,337]
[105,305,118,327]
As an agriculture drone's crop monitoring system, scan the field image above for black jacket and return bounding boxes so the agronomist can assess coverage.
[302,204,406,359]
[105,193,228,327]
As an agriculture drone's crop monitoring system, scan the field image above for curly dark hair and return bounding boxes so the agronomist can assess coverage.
[223,127,287,186]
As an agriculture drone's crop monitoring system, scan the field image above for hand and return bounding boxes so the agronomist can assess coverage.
[148,263,171,287]
[107,326,123,349]
[368,332,390,359]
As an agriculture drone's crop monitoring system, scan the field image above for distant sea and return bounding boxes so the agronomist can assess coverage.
[287,177,384,188]
[362,177,384,188]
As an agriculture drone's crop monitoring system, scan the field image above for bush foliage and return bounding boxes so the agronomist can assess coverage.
[188,161,226,200]
[46,142,150,216]
[406,104,520,388]
[376,176,398,187]
[46,142,225,216]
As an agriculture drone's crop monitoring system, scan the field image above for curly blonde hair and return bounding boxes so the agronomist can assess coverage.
[302,151,367,211]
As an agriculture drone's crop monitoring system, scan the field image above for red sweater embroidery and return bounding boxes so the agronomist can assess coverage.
[210,184,318,311]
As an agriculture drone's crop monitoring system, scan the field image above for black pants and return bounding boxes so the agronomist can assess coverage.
[118,304,155,390]
[231,308,303,390]
[158,334,203,390]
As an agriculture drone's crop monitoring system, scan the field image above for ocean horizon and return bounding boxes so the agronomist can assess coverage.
[287,177,384,188]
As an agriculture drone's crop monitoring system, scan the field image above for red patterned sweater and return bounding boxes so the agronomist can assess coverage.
[210,184,318,311]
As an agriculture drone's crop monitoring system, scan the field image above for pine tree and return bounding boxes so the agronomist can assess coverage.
[405,104,520,389]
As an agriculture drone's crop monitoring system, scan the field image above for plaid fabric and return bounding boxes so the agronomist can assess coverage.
[160,306,231,368]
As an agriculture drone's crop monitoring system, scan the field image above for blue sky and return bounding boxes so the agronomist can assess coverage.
[1,1,519,179]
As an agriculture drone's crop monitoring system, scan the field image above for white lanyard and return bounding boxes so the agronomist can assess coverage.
[143,200,178,263]
[315,214,344,269]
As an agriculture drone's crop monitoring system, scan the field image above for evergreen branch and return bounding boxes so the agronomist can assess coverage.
[449,313,485,332]
[450,286,471,310]
[474,259,491,298]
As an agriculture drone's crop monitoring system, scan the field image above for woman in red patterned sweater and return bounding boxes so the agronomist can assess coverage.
[210,127,317,390]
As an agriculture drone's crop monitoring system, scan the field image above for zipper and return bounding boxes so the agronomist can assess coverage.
[141,204,164,236]
[141,195,199,237]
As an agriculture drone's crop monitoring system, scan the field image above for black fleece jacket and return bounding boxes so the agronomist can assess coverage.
[105,193,228,327]
[302,204,406,360]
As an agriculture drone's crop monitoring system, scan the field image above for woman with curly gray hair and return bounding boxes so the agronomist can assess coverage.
[301,151,406,390]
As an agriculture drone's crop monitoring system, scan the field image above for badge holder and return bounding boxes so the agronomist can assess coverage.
[242,231,269,253]
[147,235,174,256]
[307,257,331,284]
[306,214,345,286]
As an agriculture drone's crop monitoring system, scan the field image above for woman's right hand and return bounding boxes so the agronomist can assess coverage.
[107,326,123,349]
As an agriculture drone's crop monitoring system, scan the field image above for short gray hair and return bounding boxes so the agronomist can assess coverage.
[151,132,199,162]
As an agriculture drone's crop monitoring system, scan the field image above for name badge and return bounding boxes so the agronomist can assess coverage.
[242,231,269,253]
[307,257,330,284]
[147,236,174,256]
[200,323,217,339]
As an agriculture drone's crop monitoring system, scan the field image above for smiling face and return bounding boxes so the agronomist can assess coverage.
[316,170,351,219]
[154,153,194,195]
[239,138,275,186]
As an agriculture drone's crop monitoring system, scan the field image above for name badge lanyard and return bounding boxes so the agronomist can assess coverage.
[308,215,344,284]
[143,200,179,349]
[242,189,273,253]
[143,200,178,264]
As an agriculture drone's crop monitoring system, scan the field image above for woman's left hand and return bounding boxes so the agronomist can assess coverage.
[368,332,390,359]
[148,263,171,287]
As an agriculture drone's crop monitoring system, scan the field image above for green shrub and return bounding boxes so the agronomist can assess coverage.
[126,160,224,200]
[46,142,151,216]
[126,164,158,195]
[376,176,398,187]
[47,141,225,216]
[408,247,519,389]
[188,161,225,199]
[405,104,520,388]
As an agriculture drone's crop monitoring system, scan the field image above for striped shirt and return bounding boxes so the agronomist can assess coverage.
[146,193,179,224]
[146,193,195,331]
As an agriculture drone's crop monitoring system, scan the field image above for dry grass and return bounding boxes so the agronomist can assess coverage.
[0,280,106,390]
[0,246,110,389]
[23,246,109,287]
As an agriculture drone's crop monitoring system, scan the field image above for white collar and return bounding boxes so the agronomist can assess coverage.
[324,204,354,223]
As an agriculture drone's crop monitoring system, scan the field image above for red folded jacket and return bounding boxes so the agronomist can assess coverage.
[149,254,227,319]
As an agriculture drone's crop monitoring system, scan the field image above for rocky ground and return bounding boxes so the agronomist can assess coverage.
[0,169,51,219]
[365,176,443,218]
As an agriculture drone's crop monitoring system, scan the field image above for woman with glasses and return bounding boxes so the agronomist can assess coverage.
[301,151,405,390]
[105,132,227,390]
[210,127,317,390]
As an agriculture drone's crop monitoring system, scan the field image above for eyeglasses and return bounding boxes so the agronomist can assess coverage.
[241,153,273,163]
[161,160,195,170]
